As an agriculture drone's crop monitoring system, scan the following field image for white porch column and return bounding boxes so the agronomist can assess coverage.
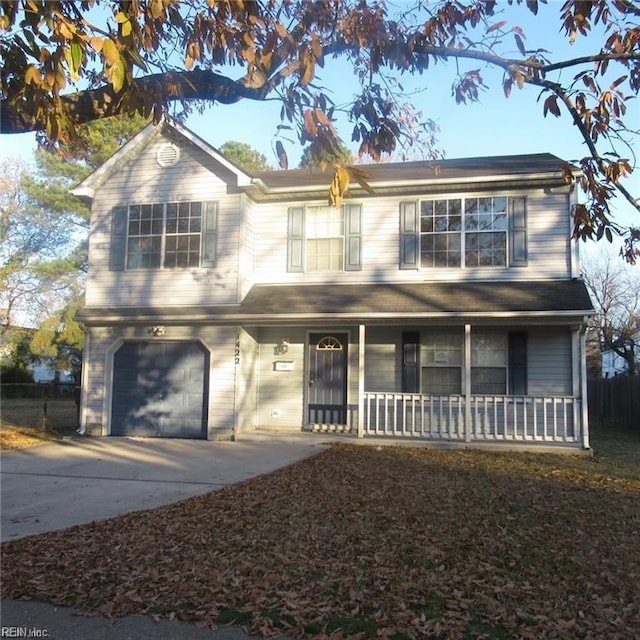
[571,324,590,448]
[464,324,472,443]
[357,324,366,438]
[580,321,591,449]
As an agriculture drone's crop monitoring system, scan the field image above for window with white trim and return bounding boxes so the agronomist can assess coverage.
[287,204,362,272]
[471,332,507,394]
[109,201,218,271]
[306,206,345,272]
[400,196,526,269]
[421,330,463,395]
[414,330,527,396]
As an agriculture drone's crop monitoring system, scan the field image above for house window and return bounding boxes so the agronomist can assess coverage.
[306,207,344,272]
[287,204,362,272]
[401,196,526,269]
[421,331,463,395]
[109,201,218,271]
[464,197,508,267]
[420,199,462,268]
[471,332,507,394]
[417,330,527,396]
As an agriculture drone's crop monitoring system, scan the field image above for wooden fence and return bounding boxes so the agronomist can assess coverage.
[588,376,640,428]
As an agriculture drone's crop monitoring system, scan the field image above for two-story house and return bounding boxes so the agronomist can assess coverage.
[72,119,594,450]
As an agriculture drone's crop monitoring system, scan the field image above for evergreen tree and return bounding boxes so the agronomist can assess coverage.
[219,141,273,173]
[2,114,150,375]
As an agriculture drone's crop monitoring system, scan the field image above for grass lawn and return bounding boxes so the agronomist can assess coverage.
[1,422,639,639]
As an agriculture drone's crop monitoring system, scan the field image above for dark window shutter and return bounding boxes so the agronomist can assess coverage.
[508,332,527,395]
[402,331,421,393]
[509,197,527,266]
[399,201,419,269]
[344,204,362,271]
[201,201,218,267]
[287,207,305,272]
[109,205,128,271]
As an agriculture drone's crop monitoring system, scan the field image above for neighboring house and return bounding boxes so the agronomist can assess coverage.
[71,120,594,450]
[29,363,75,384]
[601,337,640,378]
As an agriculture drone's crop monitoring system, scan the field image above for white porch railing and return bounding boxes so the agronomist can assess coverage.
[363,393,581,444]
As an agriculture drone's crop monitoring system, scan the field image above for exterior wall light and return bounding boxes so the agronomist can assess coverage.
[276,338,289,355]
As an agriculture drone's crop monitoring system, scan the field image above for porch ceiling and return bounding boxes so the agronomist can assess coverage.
[77,279,594,325]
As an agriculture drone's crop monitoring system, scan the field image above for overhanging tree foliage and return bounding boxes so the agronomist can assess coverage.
[1,0,639,259]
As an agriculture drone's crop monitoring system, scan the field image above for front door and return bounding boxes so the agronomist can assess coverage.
[308,333,348,425]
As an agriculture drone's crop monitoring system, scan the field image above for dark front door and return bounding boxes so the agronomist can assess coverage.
[308,333,348,425]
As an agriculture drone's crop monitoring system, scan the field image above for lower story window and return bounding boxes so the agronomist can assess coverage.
[421,330,463,395]
[414,330,524,395]
[471,333,507,394]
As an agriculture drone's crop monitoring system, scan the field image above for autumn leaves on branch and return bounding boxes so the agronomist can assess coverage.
[1,1,638,258]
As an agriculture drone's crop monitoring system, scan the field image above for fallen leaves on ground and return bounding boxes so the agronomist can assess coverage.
[2,438,639,639]
[0,424,59,450]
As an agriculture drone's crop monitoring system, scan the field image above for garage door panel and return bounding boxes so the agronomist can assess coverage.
[111,341,208,438]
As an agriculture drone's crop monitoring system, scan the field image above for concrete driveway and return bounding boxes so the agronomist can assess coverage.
[1,431,334,542]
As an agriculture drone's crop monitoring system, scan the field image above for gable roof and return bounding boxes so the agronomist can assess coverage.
[70,116,574,201]
[70,118,253,199]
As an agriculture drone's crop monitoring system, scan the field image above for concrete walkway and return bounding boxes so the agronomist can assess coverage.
[1,431,336,541]
[1,431,336,639]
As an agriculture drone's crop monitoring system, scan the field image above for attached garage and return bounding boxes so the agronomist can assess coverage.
[111,341,208,438]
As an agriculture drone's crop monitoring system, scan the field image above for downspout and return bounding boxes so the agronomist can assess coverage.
[76,330,90,435]
[580,316,591,449]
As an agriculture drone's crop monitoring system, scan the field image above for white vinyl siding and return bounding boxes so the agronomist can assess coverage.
[527,328,573,396]
[86,136,242,307]
[255,328,307,428]
[364,327,402,392]
[254,187,573,286]
[235,326,259,433]
[361,327,574,398]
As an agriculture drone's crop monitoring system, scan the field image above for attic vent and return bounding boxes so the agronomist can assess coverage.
[156,143,180,167]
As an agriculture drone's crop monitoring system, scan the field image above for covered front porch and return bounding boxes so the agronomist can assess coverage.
[239,281,593,450]
[304,322,590,450]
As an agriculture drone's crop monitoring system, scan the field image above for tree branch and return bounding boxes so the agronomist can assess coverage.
[0,69,272,135]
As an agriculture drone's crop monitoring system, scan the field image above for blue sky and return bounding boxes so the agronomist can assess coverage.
[1,1,637,228]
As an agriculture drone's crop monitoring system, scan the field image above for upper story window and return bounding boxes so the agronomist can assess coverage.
[400,195,527,269]
[306,206,345,271]
[287,204,362,273]
[108,201,218,271]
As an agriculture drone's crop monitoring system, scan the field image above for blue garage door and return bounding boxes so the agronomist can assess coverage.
[112,341,208,438]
